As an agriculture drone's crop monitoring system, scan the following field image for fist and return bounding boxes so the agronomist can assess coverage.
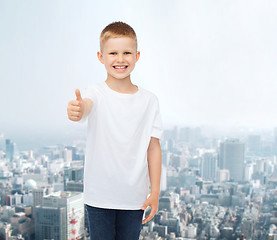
[67,89,84,121]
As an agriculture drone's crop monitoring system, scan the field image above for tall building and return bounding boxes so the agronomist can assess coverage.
[63,148,72,163]
[200,152,217,181]
[63,167,84,190]
[219,139,245,181]
[248,135,261,155]
[32,187,53,207]
[64,167,84,182]
[274,128,277,155]
[160,164,167,191]
[35,191,84,240]
[244,164,254,181]
[65,146,77,160]
[180,127,190,142]
[35,206,66,240]
[5,139,15,162]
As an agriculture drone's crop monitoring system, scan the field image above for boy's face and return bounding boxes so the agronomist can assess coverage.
[97,37,140,81]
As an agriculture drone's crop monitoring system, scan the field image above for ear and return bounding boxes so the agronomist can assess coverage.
[136,51,140,62]
[97,51,104,64]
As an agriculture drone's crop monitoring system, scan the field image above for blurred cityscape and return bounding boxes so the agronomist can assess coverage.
[1,126,277,239]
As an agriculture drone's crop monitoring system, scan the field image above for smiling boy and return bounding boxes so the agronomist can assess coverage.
[67,21,163,240]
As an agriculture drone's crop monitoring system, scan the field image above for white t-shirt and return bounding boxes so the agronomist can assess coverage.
[82,81,163,210]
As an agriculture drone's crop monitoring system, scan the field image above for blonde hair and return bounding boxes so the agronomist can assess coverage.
[100,21,137,52]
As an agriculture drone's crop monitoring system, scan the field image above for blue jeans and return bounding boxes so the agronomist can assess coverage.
[85,204,145,240]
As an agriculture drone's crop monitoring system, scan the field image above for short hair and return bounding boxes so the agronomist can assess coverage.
[100,21,137,52]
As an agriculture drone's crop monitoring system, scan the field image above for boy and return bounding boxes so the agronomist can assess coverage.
[67,21,163,240]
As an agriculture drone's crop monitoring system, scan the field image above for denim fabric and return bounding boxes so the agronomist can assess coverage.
[85,204,144,240]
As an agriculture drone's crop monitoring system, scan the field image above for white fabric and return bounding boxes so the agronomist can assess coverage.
[82,81,163,210]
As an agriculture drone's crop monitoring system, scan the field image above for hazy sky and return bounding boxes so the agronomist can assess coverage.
[1,0,277,140]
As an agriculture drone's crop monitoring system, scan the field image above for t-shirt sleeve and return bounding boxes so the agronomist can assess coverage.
[151,96,163,140]
[78,85,98,123]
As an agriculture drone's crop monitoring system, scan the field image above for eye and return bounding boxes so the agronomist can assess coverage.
[109,52,116,55]
[124,52,131,55]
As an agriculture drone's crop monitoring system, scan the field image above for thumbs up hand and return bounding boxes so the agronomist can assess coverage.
[67,88,85,121]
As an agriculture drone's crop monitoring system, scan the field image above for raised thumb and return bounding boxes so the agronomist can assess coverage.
[75,88,82,101]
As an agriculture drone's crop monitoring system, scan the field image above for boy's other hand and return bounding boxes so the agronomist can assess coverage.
[67,88,84,121]
[141,192,159,224]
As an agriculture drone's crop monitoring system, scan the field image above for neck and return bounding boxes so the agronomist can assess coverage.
[105,75,134,91]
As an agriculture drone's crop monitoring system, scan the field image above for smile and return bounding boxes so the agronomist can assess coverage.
[113,65,128,69]
[113,65,128,72]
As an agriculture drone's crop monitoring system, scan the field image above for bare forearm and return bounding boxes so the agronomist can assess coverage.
[147,144,162,195]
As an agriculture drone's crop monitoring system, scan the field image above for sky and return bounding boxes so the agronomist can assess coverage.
[1,0,277,147]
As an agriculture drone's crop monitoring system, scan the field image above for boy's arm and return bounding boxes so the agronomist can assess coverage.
[141,136,162,224]
[67,89,93,121]
[147,137,162,195]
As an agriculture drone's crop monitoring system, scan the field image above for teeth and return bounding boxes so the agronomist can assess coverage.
[114,66,127,69]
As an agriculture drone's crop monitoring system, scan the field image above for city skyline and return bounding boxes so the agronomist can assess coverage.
[1,124,277,152]
[1,124,277,239]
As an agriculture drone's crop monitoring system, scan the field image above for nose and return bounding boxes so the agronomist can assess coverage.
[117,53,124,62]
